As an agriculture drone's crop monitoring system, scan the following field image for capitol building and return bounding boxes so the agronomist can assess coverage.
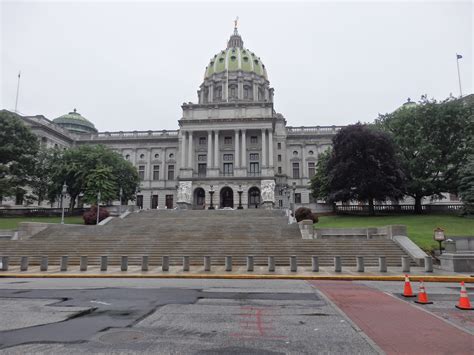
[14,25,343,211]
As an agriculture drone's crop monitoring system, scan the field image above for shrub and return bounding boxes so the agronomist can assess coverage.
[83,205,110,225]
[295,207,318,223]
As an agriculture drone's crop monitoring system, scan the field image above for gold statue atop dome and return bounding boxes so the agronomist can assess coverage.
[234,16,239,30]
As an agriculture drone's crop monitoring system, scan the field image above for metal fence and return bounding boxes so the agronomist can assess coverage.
[335,204,463,215]
[0,208,87,217]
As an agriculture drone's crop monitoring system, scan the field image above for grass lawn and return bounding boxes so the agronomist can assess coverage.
[317,214,474,250]
[0,216,84,229]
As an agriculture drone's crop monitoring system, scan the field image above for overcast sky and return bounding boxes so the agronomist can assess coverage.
[1,0,472,132]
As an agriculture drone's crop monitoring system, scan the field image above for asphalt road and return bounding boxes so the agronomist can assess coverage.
[0,279,472,354]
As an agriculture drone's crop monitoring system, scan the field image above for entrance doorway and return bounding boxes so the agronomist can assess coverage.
[220,187,234,208]
[151,195,158,209]
[136,195,143,209]
[194,188,206,209]
[165,194,173,209]
[248,187,261,208]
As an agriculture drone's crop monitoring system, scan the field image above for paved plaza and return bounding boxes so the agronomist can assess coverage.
[0,278,472,354]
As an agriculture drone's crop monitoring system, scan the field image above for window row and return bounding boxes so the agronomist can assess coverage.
[138,165,174,181]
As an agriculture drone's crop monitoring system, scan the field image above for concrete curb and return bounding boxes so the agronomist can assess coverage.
[0,273,472,282]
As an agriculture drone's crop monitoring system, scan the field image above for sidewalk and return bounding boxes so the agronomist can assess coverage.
[1,265,472,282]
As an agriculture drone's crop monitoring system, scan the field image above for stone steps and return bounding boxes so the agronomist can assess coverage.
[0,209,414,266]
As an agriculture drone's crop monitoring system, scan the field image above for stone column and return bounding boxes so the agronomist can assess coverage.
[207,130,213,169]
[209,83,214,102]
[268,129,273,168]
[241,130,246,169]
[238,80,243,100]
[187,131,193,169]
[148,148,152,180]
[302,144,307,178]
[160,148,165,180]
[180,131,186,170]
[234,130,240,168]
[261,129,267,167]
[214,130,219,169]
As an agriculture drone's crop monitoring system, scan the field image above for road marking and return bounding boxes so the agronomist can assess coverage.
[90,300,111,305]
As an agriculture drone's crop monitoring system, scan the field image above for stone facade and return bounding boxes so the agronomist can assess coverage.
[7,27,341,210]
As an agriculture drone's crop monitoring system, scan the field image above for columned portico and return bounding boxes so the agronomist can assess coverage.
[214,130,220,169]
[241,129,247,169]
[207,131,212,168]
[187,132,193,169]
[234,130,240,169]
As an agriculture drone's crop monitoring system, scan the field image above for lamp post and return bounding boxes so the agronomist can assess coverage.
[208,185,215,210]
[96,191,101,225]
[433,227,446,255]
[60,182,68,224]
[119,187,123,215]
[237,184,243,209]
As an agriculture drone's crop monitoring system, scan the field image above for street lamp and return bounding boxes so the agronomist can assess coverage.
[119,187,123,215]
[60,182,68,224]
[208,185,215,210]
[96,191,101,225]
[237,184,243,209]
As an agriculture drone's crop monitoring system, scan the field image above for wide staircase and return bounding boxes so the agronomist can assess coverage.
[0,209,411,267]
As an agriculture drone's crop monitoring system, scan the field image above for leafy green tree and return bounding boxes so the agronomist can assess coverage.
[376,97,473,213]
[48,144,139,209]
[83,166,117,204]
[327,123,405,215]
[30,147,61,205]
[310,148,332,205]
[458,155,474,215]
[0,110,39,201]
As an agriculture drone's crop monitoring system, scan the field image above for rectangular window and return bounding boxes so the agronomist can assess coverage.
[153,165,160,180]
[250,136,258,144]
[167,165,174,180]
[292,163,300,179]
[278,199,283,208]
[277,142,281,149]
[249,153,259,161]
[198,163,207,177]
[249,162,259,176]
[223,163,233,175]
[308,162,315,178]
[277,154,282,162]
[224,136,232,145]
[278,166,282,174]
[198,154,207,161]
[138,165,145,181]
[295,193,301,204]
[223,154,233,161]
[199,137,206,145]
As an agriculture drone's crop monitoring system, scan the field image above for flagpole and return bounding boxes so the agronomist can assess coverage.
[15,71,21,113]
[456,55,463,98]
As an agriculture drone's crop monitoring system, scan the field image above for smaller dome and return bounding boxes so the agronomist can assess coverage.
[53,108,98,134]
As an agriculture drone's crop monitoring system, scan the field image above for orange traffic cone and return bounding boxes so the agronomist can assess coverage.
[415,280,433,304]
[402,274,416,297]
[455,282,473,310]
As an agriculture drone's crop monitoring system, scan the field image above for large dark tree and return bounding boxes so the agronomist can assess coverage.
[48,144,139,209]
[0,110,39,202]
[327,123,405,215]
[458,154,474,215]
[376,97,473,213]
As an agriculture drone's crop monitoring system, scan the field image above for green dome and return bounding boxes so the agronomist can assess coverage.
[53,109,97,134]
[204,47,268,79]
[204,28,268,80]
